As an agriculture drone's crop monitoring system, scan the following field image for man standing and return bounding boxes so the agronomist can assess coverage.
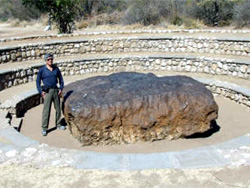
[36,53,65,136]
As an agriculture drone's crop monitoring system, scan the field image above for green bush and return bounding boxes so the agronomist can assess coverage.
[78,0,127,18]
[0,17,8,22]
[2,0,249,29]
[183,17,203,29]
[172,16,183,26]
[122,0,171,26]
[0,0,41,21]
[76,19,89,29]
[233,0,250,27]
[188,0,236,26]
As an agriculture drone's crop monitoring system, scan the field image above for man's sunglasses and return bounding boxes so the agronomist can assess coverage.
[47,58,53,61]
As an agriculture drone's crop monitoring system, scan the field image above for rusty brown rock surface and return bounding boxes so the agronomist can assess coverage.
[63,72,218,146]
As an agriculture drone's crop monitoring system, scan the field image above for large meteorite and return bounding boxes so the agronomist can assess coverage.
[63,72,218,146]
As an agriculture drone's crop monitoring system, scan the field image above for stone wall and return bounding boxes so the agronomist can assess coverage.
[0,66,40,91]
[1,55,249,91]
[15,92,41,117]
[208,85,250,107]
[0,56,249,118]
[1,32,250,117]
[1,37,249,64]
[199,78,250,108]
[1,29,250,43]
[1,77,249,118]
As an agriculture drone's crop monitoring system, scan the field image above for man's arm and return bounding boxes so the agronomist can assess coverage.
[36,68,46,99]
[58,68,64,91]
[36,69,42,94]
[57,68,64,96]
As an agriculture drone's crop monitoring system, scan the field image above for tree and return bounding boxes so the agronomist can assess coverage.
[22,0,79,33]
[192,0,238,26]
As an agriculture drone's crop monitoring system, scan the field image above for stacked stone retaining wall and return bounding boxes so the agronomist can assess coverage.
[1,29,250,43]
[1,37,250,64]
[1,56,250,91]
[0,32,250,118]
[1,76,249,118]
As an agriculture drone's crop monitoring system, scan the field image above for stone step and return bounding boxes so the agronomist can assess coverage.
[0,109,9,119]
[0,51,249,71]
[1,52,249,94]
[1,71,250,105]
[1,35,249,64]
[1,29,250,46]
[0,72,250,119]
[0,109,11,127]
[0,74,96,104]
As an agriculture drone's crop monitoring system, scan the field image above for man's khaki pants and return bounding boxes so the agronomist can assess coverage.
[42,88,61,131]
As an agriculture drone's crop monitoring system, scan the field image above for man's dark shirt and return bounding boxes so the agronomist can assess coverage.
[36,65,64,94]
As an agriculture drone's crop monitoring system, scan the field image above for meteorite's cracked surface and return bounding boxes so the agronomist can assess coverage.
[63,72,218,146]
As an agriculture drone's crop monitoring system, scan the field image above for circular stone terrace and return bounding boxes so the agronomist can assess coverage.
[0,28,250,171]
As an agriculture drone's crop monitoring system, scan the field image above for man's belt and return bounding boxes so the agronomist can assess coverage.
[42,86,58,92]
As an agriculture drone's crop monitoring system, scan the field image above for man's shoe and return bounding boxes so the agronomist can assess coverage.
[42,130,47,136]
[57,125,66,130]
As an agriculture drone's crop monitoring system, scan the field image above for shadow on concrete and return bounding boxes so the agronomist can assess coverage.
[47,126,57,133]
[185,120,220,139]
[46,118,68,134]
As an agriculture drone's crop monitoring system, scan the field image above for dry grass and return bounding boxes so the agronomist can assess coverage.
[3,16,249,33]
[5,15,59,31]
[8,16,47,28]
[76,19,89,29]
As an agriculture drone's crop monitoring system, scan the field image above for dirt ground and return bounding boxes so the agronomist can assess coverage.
[1,22,250,46]
[0,23,57,38]
[21,95,250,153]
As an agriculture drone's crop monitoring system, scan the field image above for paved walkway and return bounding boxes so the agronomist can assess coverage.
[1,69,250,104]
[0,164,249,188]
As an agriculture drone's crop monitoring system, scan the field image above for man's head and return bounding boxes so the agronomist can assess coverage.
[44,53,54,66]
